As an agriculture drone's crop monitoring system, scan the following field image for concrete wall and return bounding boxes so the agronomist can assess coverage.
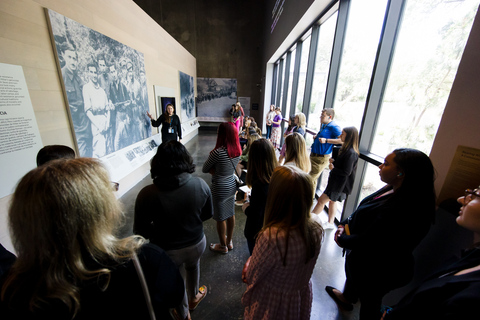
[0,0,196,253]
[134,0,265,124]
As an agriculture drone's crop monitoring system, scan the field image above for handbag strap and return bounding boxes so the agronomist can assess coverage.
[228,157,241,178]
[133,253,157,320]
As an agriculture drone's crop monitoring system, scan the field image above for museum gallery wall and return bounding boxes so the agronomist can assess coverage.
[0,0,197,253]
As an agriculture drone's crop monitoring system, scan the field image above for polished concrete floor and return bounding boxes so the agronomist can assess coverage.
[119,131,359,320]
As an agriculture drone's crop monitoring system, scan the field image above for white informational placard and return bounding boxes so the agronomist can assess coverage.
[0,63,43,198]
[100,134,162,182]
[181,118,200,137]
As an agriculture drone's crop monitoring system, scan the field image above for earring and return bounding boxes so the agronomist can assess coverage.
[397,172,403,177]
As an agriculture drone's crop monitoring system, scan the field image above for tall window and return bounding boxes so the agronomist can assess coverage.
[277,57,286,110]
[307,12,338,147]
[284,48,296,118]
[371,0,479,156]
[270,0,480,216]
[295,35,311,115]
[333,0,388,130]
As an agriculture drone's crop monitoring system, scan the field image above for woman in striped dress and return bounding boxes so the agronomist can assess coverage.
[203,122,242,254]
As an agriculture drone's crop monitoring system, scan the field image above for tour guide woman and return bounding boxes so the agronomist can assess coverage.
[147,103,182,143]
[325,148,436,319]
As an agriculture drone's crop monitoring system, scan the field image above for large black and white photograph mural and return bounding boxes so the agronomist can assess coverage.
[196,78,237,121]
[179,71,195,122]
[47,9,151,158]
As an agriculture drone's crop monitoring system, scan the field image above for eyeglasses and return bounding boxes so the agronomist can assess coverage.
[464,188,480,204]
[111,181,120,192]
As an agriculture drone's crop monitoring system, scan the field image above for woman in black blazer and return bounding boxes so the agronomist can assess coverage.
[326,148,436,320]
[311,126,359,229]
[382,186,480,319]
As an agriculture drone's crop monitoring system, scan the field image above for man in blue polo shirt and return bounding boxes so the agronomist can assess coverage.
[309,108,342,196]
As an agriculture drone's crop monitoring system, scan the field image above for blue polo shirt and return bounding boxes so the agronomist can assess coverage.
[311,121,341,155]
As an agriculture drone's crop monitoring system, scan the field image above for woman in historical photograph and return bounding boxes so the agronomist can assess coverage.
[147,103,182,143]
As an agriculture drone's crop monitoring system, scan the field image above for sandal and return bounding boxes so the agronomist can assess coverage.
[189,285,208,311]
[209,243,228,254]
[170,308,191,320]
[225,236,234,250]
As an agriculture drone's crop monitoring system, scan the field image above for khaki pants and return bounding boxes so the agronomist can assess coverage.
[309,154,331,197]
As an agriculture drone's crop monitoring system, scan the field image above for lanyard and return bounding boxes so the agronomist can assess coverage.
[316,122,330,138]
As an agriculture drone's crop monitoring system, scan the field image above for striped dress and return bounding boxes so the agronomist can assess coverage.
[202,147,240,221]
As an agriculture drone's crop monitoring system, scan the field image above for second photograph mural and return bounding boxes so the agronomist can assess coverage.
[197,78,237,121]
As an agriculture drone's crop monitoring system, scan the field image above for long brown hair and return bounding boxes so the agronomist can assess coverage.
[339,126,359,155]
[246,139,278,187]
[261,166,323,266]
[1,158,145,316]
[164,103,174,123]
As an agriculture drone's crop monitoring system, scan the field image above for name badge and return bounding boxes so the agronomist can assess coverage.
[168,128,174,133]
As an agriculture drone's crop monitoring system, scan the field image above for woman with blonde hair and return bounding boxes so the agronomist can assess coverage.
[242,165,323,319]
[284,132,311,173]
[242,139,278,254]
[294,112,306,136]
[0,158,184,319]
[312,126,359,229]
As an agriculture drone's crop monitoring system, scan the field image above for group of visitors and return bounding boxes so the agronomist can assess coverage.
[1,104,479,320]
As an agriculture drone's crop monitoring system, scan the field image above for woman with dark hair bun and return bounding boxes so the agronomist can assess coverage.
[36,144,75,166]
[134,140,213,320]
[326,148,436,320]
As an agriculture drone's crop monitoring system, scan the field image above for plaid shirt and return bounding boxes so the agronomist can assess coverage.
[242,223,323,320]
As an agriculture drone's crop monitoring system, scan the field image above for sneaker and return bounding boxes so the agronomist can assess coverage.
[235,200,244,206]
[322,222,335,230]
[310,213,322,224]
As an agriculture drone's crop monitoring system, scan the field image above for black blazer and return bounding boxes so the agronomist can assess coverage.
[385,248,480,319]
[326,148,358,195]
[244,180,269,240]
[338,186,433,292]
